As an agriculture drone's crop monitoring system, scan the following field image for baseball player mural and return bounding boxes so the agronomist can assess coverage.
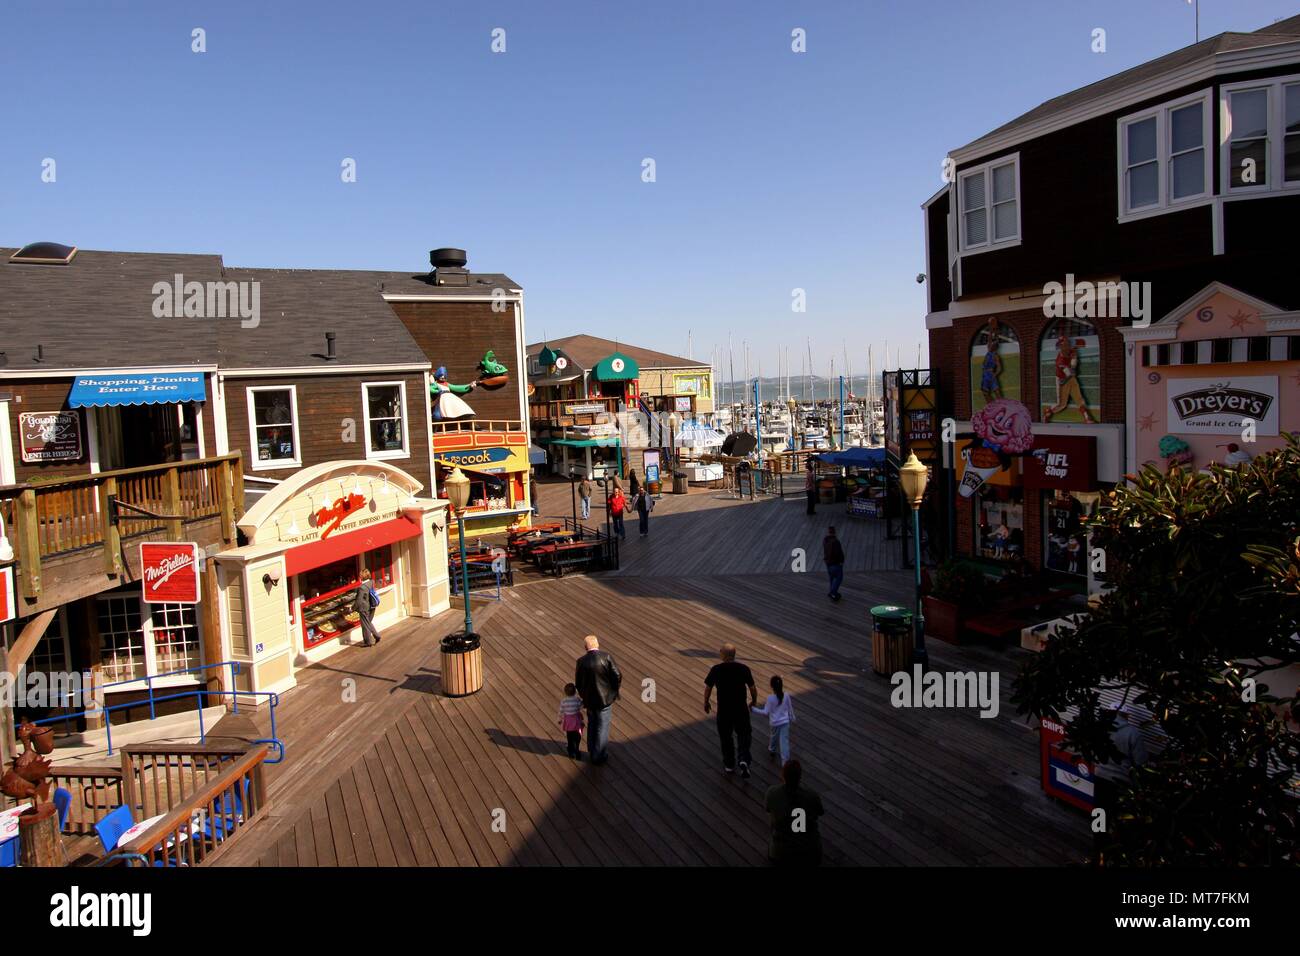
[1041,322,1099,424]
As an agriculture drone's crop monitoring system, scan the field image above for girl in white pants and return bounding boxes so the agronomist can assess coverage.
[753,676,795,763]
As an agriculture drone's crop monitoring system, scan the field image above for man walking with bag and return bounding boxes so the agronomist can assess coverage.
[574,634,622,765]
[356,568,382,646]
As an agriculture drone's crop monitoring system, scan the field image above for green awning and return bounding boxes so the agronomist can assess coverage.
[537,346,557,367]
[592,351,639,381]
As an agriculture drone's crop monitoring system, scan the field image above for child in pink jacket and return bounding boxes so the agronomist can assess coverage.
[559,683,585,759]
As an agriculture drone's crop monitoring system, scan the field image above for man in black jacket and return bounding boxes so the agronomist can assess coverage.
[575,634,622,765]
[823,526,845,602]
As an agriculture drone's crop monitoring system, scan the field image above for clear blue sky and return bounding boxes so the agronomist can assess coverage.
[3,0,1296,381]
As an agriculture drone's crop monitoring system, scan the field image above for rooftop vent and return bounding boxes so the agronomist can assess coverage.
[429,247,469,287]
[9,242,77,265]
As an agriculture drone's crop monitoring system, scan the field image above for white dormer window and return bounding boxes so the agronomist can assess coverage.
[957,153,1020,254]
[1116,89,1211,220]
[1220,74,1300,195]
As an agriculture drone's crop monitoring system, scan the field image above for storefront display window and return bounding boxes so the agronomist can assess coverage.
[98,595,146,682]
[248,386,300,468]
[363,382,408,459]
[1039,318,1101,424]
[973,486,1024,561]
[1044,491,1101,579]
[970,319,1020,414]
[364,545,394,588]
[151,603,201,675]
[436,466,509,511]
[300,556,362,648]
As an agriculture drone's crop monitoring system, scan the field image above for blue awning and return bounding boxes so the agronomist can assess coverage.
[68,373,206,408]
[816,446,886,468]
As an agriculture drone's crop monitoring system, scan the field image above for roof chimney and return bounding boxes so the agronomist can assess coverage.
[325,332,337,360]
[429,247,469,287]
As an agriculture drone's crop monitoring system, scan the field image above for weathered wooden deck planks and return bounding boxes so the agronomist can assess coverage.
[217,482,1087,866]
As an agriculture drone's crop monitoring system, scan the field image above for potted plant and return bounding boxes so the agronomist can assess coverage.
[923,559,987,644]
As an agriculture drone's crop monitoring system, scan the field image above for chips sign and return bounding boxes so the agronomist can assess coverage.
[140,542,200,604]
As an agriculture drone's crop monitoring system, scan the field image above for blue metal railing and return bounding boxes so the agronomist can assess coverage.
[18,660,285,763]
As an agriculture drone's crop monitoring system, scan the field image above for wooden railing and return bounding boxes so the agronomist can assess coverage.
[529,397,621,422]
[120,743,249,821]
[0,453,242,599]
[117,744,269,866]
[1,763,125,838]
[431,419,525,435]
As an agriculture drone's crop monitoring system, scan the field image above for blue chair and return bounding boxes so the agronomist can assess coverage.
[94,804,135,855]
[203,779,249,843]
[0,836,15,868]
[53,788,71,830]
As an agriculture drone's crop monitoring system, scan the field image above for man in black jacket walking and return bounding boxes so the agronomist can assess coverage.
[823,526,845,602]
[575,634,622,765]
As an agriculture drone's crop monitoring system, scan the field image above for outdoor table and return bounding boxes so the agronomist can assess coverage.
[0,804,24,842]
[116,812,200,850]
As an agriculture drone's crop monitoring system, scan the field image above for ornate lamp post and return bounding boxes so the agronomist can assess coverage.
[438,468,483,695]
[899,452,930,668]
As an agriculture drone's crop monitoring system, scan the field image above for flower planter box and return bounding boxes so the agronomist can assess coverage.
[923,595,968,645]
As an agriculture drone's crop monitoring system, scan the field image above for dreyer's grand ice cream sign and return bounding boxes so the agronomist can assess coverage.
[1166,376,1278,435]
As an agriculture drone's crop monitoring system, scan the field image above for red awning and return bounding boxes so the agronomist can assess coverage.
[284,515,423,577]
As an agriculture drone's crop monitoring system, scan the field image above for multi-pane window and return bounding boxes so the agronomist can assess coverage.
[151,604,201,675]
[248,386,300,468]
[98,596,146,683]
[1222,76,1300,192]
[1119,92,1209,215]
[363,382,408,458]
[1228,88,1269,189]
[958,156,1019,251]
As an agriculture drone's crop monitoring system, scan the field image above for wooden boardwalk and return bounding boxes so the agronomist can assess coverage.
[217,483,1088,866]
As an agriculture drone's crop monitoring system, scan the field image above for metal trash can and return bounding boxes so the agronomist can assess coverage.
[673,472,689,494]
[869,605,913,676]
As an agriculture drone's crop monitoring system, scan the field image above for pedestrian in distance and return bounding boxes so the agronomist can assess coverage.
[610,487,628,540]
[635,484,654,537]
[628,469,641,498]
[752,675,796,764]
[574,635,622,765]
[704,643,758,778]
[355,568,382,646]
[764,759,824,867]
[558,682,585,759]
[579,476,593,521]
[805,461,817,515]
[823,525,845,602]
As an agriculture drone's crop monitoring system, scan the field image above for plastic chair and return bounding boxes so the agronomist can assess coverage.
[0,836,15,867]
[94,804,135,855]
[53,788,72,830]
[203,779,249,843]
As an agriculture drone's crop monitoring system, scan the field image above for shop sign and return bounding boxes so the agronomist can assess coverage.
[440,447,513,468]
[140,542,200,604]
[565,402,606,416]
[314,493,366,539]
[0,566,15,624]
[1022,435,1098,492]
[905,410,934,444]
[674,396,692,412]
[19,411,83,463]
[644,450,661,484]
[1166,376,1279,436]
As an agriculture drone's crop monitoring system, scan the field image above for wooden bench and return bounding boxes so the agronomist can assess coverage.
[543,541,605,577]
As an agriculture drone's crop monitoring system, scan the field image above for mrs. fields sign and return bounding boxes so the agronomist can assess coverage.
[1166,376,1278,436]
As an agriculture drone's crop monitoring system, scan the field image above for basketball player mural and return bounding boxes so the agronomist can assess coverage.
[1043,334,1095,424]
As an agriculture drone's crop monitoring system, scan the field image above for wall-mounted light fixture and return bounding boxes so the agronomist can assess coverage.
[262,566,283,588]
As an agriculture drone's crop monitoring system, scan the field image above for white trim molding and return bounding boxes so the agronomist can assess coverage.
[361,380,412,462]
[957,153,1022,256]
[1116,88,1213,222]
[219,363,428,378]
[245,384,303,472]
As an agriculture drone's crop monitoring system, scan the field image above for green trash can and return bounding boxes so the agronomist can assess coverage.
[869,605,913,676]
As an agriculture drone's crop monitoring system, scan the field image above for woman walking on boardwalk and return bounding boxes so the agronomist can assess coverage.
[752,676,795,763]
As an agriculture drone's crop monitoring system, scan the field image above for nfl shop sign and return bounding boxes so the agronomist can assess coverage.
[140,542,201,604]
[0,566,15,624]
[1022,435,1098,492]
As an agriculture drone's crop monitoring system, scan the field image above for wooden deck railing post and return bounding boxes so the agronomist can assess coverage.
[217,459,234,541]
[162,467,183,539]
[15,488,40,598]
[99,476,122,576]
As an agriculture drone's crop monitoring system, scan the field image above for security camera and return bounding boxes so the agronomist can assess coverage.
[916,273,926,284]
